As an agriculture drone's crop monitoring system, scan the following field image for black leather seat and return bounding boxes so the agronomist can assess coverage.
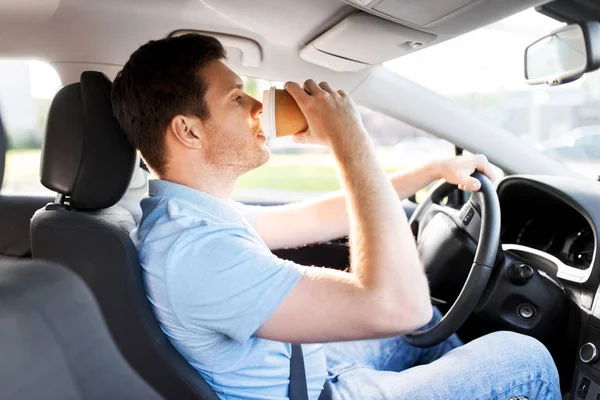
[0,259,164,400]
[30,71,220,400]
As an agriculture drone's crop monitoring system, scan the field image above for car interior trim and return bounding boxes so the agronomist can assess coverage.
[503,244,594,283]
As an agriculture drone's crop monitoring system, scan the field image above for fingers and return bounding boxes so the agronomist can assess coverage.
[457,178,480,192]
[292,132,308,144]
[285,79,337,110]
[474,154,496,182]
[303,79,321,95]
[293,130,327,146]
[284,79,359,147]
[454,154,493,192]
[284,81,310,108]
[319,81,335,94]
[463,177,481,192]
[285,79,341,100]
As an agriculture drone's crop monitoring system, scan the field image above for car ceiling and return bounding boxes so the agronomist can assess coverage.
[1,0,550,82]
[1,0,352,74]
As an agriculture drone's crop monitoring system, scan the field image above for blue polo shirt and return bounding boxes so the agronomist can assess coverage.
[132,179,327,399]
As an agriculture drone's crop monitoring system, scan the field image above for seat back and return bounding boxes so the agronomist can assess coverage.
[0,260,164,400]
[30,71,220,400]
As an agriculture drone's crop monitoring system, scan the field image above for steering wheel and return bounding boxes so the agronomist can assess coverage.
[404,171,501,348]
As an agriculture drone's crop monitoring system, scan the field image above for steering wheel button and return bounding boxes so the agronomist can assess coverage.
[462,208,475,225]
[517,304,535,320]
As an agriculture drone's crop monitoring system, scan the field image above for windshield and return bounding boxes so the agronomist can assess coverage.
[384,8,600,180]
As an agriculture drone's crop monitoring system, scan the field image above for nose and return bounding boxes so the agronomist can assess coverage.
[251,96,263,118]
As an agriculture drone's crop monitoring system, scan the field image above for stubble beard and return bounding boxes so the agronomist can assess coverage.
[204,121,271,176]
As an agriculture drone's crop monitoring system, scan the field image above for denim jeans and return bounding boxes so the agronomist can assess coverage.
[323,308,561,400]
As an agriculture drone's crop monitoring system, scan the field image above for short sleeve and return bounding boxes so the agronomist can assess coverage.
[166,223,305,344]
[230,201,261,229]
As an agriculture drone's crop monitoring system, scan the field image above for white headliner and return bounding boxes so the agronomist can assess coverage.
[0,0,548,81]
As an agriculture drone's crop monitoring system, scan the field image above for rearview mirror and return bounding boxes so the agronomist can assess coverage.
[524,22,600,86]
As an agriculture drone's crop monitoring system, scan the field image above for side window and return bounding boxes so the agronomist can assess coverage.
[0,60,60,195]
[233,77,457,203]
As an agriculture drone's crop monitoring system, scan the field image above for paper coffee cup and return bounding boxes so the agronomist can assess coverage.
[262,87,308,138]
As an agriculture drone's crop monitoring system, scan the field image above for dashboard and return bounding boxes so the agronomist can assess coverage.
[460,175,600,400]
[500,182,595,272]
[494,176,600,399]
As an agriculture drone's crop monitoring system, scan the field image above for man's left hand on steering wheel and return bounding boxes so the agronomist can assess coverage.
[432,154,497,192]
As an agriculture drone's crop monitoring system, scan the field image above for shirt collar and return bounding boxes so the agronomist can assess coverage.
[148,179,245,224]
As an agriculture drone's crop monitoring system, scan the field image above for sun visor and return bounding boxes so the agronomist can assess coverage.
[300,13,435,72]
[0,0,60,23]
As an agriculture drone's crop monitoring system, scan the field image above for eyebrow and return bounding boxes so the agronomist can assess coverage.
[226,83,244,95]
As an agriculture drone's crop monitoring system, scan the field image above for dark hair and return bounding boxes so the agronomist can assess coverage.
[111,34,226,175]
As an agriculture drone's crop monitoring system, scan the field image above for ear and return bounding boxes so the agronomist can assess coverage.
[168,115,204,149]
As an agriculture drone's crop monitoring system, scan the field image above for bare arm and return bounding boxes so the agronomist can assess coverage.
[255,80,432,343]
[252,155,494,250]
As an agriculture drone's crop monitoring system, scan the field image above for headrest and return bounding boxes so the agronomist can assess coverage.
[41,71,136,210]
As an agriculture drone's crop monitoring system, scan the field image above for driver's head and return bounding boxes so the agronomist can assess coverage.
[111,34,268,180]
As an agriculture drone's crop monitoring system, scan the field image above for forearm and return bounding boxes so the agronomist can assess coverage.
[389,161,441,200]
[332,133,430,314]
[254,161,442,249]
[299,161,440,241]
[253,191,348,250]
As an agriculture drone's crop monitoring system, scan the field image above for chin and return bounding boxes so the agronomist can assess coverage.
[256,146,271,168]
[242,146,270,173]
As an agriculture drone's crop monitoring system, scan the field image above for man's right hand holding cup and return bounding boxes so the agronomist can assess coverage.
[284,80,369,150]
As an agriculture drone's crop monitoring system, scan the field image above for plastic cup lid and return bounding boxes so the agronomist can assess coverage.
[262,87,277,138]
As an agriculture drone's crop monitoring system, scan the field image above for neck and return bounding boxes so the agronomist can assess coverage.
[160,162,240,201]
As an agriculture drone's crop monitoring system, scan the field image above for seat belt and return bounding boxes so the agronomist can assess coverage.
[289,344,309,400]
[290,344,332,400]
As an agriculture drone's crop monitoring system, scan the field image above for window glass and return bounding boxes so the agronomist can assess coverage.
[233,77,457,203]
[384,8,600,180]
[0,60,59,194]
[0,66,486,202]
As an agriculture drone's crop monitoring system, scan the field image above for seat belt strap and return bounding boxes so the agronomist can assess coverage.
[290,344,309,400]
[290,344,332,400]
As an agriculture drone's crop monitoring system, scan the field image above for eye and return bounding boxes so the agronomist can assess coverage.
[234,95,244,103]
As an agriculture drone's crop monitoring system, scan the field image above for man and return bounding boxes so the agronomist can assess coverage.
[111,34,560,400]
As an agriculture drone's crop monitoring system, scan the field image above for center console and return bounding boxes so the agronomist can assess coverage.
[571,304,600,399]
